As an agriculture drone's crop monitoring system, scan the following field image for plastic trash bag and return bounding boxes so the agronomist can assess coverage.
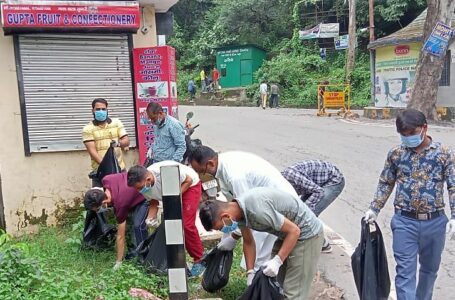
[96,142,121,181]
[201,246,233,293]
[82,210,116,250]
[135,223,168,274]
[351,219,390,300]
[237,269,285,300]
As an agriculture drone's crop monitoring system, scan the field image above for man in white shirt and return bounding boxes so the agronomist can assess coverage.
[126,162,204,277]
[259,81,268,110]
[189,146,298,276]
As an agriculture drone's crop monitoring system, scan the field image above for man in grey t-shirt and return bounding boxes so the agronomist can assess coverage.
[199,187,324,300]
[270,83,279,108]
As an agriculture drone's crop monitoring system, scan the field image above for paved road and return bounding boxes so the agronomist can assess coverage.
[179,105,455,300]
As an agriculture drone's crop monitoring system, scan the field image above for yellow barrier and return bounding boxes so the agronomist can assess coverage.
[317,84,351,116]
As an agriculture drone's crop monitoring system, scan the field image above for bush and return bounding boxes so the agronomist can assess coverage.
[244,50,371,108]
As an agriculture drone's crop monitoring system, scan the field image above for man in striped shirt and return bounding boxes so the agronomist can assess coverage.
[282,160,345,252]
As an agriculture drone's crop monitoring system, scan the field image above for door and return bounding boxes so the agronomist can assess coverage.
[240,59,253,86]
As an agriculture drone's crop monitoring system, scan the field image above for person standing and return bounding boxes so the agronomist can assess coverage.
[282,160,345,253]
[270,83,279,108]
[82,98,130,187]
[83,172,149,270]
[188,79,196,101]
[189,146,298,275]
[213,67,220,90]
[199,187,324,299]
[127,162,204,277]
[259,81,268,110]
[200,69,206,92]
[364,109,455,300]
[146,102,186,164]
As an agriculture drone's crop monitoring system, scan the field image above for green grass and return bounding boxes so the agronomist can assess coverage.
[0,222,248,300]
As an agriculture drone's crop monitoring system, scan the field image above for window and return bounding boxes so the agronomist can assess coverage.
[15,34,136,155]
[439,50,451,87]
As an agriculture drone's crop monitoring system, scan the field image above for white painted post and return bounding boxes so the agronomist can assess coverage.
[160,165,188,300]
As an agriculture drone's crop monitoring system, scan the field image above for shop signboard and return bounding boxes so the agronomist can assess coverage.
[0,2,140,30]
[132,46,178,164]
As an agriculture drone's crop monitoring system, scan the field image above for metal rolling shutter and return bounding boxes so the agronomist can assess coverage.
[18,34,136,152]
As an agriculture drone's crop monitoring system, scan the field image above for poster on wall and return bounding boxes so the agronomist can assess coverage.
[132,46,178,164]
[374,43,420,108]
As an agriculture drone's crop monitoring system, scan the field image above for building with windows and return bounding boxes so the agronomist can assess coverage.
[368,9,455,110]
[0,0,178,233]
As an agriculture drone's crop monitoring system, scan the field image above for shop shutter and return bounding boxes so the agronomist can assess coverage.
[17,34,136,153]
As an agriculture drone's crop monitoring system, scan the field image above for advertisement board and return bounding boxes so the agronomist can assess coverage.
[132,46,178,164]
[374,43,420,108]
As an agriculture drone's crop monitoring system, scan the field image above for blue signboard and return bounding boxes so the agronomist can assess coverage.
[422,21,454,58]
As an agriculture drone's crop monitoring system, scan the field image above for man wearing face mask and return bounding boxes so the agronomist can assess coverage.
[189,146,299,283]
[200,187,323,300]
[82,98,130,187]
[146,102,186,164]
[83,172,150,270]
[126,162,204,277]
[364,109,455,300]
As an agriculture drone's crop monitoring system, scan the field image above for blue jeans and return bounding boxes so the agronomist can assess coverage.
[391,213,448,300]
[130,201,149,247]
[313,179,345,216]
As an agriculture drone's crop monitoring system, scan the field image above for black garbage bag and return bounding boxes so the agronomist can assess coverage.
[96,142,121,181]
[135,223,167,275]
[82,210,117,250]
[201,246,233,293]
[351,219,390,300]
[237,269,284,300]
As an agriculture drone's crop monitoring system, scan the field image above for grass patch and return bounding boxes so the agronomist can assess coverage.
[1,222,248,299]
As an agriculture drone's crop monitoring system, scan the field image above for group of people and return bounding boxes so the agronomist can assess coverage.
[80,99,455,300]
[187,67,220,101]
[259,80,280,109]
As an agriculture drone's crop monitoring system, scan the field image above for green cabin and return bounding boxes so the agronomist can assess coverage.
[215,45,267,88]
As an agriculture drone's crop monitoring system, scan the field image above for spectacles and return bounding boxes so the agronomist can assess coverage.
[95,108,107,111]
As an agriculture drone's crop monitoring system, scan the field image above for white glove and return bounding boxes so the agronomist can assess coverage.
[145,218,159,229]
[364,209,377,224]
[246,269,255,286]
[217,235,237,251]
[446,219,455,240]
[113,261,122,270]
[262,255,283,277]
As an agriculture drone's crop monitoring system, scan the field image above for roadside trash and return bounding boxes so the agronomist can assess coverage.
[201,246,233,292]
[135,222,167,274]
[238,269,284,300]
[82,211,116,250]
[351,219,390,300]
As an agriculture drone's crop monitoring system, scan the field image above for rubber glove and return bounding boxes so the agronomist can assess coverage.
[217,235,237,251]
[113,261,122,271]
[246,269,255,286]
[446,219,455,240]
[364,209,377,224]
[262,255,283,277]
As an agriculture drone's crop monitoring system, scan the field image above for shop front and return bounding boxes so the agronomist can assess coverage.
[0,0,176,233]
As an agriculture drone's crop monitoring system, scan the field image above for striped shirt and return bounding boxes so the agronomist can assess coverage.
[151,115,186,163]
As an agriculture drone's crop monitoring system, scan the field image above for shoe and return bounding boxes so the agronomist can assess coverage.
[321,239,332,253]
[189,262,205,277]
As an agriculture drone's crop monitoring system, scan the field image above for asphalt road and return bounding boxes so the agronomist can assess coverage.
[179,105,455,300]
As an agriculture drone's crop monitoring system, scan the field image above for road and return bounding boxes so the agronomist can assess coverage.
[179,105,455,300]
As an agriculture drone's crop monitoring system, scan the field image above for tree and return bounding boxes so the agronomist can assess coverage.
[346,0,356,82]
[408,1,455,119]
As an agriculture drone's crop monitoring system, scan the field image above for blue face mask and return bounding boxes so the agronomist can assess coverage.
[400,128,424,148]
[94,110,108,122]
[153,117,163,126]
[221,217,239,233]
[139,182,153,200]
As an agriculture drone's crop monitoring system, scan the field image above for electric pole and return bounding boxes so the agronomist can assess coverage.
[346,0,356,82]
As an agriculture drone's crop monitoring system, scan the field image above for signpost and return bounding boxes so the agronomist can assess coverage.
[422,21,454,58]
[132,46,178,164]
[317,84,351,116]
